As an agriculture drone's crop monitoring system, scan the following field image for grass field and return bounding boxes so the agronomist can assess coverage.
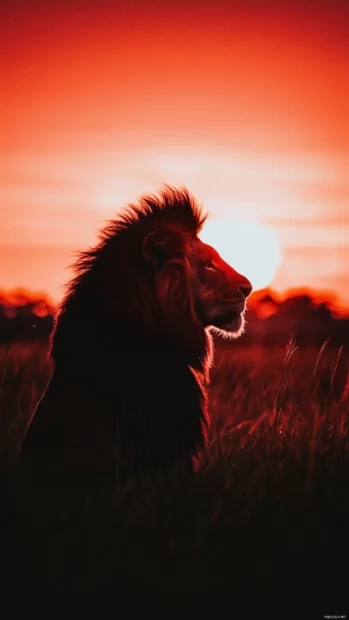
[0,338,348,609]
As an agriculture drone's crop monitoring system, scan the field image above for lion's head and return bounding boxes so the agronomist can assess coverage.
[51,186,252,373]
[142,223,252,338]
[138,188,252,367]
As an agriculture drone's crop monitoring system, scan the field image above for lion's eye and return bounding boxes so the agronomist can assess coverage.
[203,261,216,271]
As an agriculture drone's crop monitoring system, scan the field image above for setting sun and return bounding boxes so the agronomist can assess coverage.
[200,219,281,291]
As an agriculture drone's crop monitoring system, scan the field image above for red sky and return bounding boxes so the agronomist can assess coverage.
[1,0,349,307]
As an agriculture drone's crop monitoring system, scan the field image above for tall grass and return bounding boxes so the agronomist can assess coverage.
[0,339,348,602]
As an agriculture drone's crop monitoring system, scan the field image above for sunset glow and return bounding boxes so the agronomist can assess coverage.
[1,0,348,309]
[200,219,281,291]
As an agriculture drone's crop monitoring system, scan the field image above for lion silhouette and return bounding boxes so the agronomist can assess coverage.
[20,187,252,490]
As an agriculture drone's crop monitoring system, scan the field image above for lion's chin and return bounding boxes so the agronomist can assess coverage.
[208,313,246,340]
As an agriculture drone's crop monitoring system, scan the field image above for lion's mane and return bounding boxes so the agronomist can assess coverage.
[20,187,213,488]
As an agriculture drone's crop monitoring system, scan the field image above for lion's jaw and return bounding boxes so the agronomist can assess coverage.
[207,304,247,340]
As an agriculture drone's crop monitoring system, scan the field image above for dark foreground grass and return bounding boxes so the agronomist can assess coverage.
[0,339,348,610]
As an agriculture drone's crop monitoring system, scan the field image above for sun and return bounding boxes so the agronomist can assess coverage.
[199,218,281,291]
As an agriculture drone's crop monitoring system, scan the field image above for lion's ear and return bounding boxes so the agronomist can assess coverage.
[142,230,177,266]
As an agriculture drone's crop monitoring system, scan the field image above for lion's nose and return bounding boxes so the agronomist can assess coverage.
[238,280,253,299]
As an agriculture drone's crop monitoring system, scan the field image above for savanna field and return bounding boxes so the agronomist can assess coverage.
[0,337,348,611]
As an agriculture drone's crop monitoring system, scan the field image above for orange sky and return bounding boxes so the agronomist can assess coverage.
[1,0,349,308]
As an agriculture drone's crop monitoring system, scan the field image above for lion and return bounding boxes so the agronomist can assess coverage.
[19,186,252,491]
